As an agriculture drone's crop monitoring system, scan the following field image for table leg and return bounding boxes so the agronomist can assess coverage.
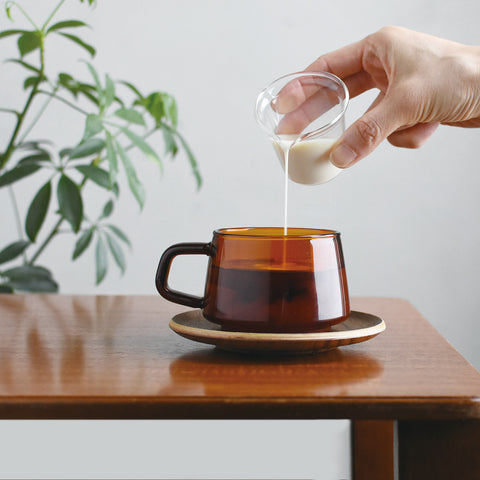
[352,420,395,480]
[398,419,480,479]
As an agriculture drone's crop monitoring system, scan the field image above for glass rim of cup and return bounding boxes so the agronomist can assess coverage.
[214,227,340,239]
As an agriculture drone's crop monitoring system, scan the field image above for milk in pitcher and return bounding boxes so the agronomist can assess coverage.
[273,137,341,185]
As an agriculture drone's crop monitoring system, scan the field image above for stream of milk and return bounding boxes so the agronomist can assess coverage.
[273,137,341,234]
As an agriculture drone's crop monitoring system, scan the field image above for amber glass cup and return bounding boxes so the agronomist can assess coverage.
[155,227,349,333]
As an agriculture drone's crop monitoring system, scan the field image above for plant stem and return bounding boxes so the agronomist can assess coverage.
[37,90,89,115]
[2,86,39,169]
[7,186,28,263]
[18,86,59,144]
[7,186,23,240]
[42,0,66,32]
[1,36,45,170]
[7,2,39,29]
[0,108,19,115]
[28,216,63,265]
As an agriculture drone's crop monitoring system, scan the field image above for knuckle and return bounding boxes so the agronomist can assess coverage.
[376,25,404,42]
[355,117,383,146]
[365,26,406,51]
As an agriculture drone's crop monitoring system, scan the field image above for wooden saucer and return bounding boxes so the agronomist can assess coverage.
[170,310,385,355]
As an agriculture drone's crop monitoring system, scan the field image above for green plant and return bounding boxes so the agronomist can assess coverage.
[0,0,201,292]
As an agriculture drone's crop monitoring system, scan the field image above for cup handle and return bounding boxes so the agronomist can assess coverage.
[155,242,211,308]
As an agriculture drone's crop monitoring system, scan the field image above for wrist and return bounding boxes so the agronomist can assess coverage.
[466,45,480,117]
[448,44,480,120]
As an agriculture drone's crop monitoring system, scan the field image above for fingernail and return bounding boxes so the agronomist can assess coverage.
[331,143,357,168]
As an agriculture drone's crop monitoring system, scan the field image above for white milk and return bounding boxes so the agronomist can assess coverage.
[273,137,341,185]
[283,146,290,234]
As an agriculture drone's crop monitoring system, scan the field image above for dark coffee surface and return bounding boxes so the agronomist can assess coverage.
[203,265,349,332]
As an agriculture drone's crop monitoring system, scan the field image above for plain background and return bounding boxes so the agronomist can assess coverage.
[0,1,479,479]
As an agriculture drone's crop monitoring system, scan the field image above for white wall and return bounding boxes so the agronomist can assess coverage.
[1,1,479,479]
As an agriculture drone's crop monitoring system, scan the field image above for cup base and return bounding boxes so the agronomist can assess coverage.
[204,313,349,334]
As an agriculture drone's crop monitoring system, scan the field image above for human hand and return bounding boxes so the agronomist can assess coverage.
[302,26,480,168]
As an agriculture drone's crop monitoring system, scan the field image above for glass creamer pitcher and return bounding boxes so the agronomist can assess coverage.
[255,71,349,184]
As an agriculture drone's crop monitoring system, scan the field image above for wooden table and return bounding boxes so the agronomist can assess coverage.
[0,295,479,479]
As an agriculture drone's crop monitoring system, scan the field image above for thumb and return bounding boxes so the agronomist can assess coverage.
[330,96,403,168]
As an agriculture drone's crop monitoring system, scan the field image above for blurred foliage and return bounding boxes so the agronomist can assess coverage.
[0,0,201,292]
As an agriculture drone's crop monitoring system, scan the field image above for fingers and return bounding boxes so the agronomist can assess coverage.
[387,123,439,148]
[342,71,375,99]
[330,95,405,168]
[275,37,372,116]
[273,74,346,115]
[276,87,344,135]
[273,78,310,114]
[305,38,366,79]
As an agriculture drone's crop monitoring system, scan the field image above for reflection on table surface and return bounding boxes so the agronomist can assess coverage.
[0,294,479,403]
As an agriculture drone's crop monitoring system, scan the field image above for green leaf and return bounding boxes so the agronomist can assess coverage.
[75,164,112,190]
[140,92,164,124]
[58,72,75,85]
[162,128,178,156]
[57,175,83,232]
[16,139,52,150]
[84,61,102,98]
[59,147,72,158]
[5,2,14,20]
[82,113,103,140]
[25,181,51,242]
[2,265,58,292]
[5,58,41,74]
[139,92,177,126]
[176,131,202,190]
[72,227,94,260]
[57,32,95,57]
[58,73,80,99]
[23,74,47,90]
[78,84,99,105]
[18,152,50,165]
[69,137,105,159]
[100,199,114,219]
[47,20,89,34]
[104,74,115,108]
[105,232,125,274]
[95,236,108,284]
[57,78,104,107]
[0,29,27,39]
[17,31,42,57]
[120,127,162,170]
[4,277,58,292]
[105,132,118,185]
[106,224,131,248]
[119,80,144,99]
[0,285,14,293]
[19,152,50,161]
[0,240,30,265]
[113,108,145,126]
[0,164,41,187]
[114,139,145,209]
[162,93,178,127]
[2,265,52,280]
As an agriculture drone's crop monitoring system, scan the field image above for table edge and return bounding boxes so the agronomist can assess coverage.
[1,395,479,420]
